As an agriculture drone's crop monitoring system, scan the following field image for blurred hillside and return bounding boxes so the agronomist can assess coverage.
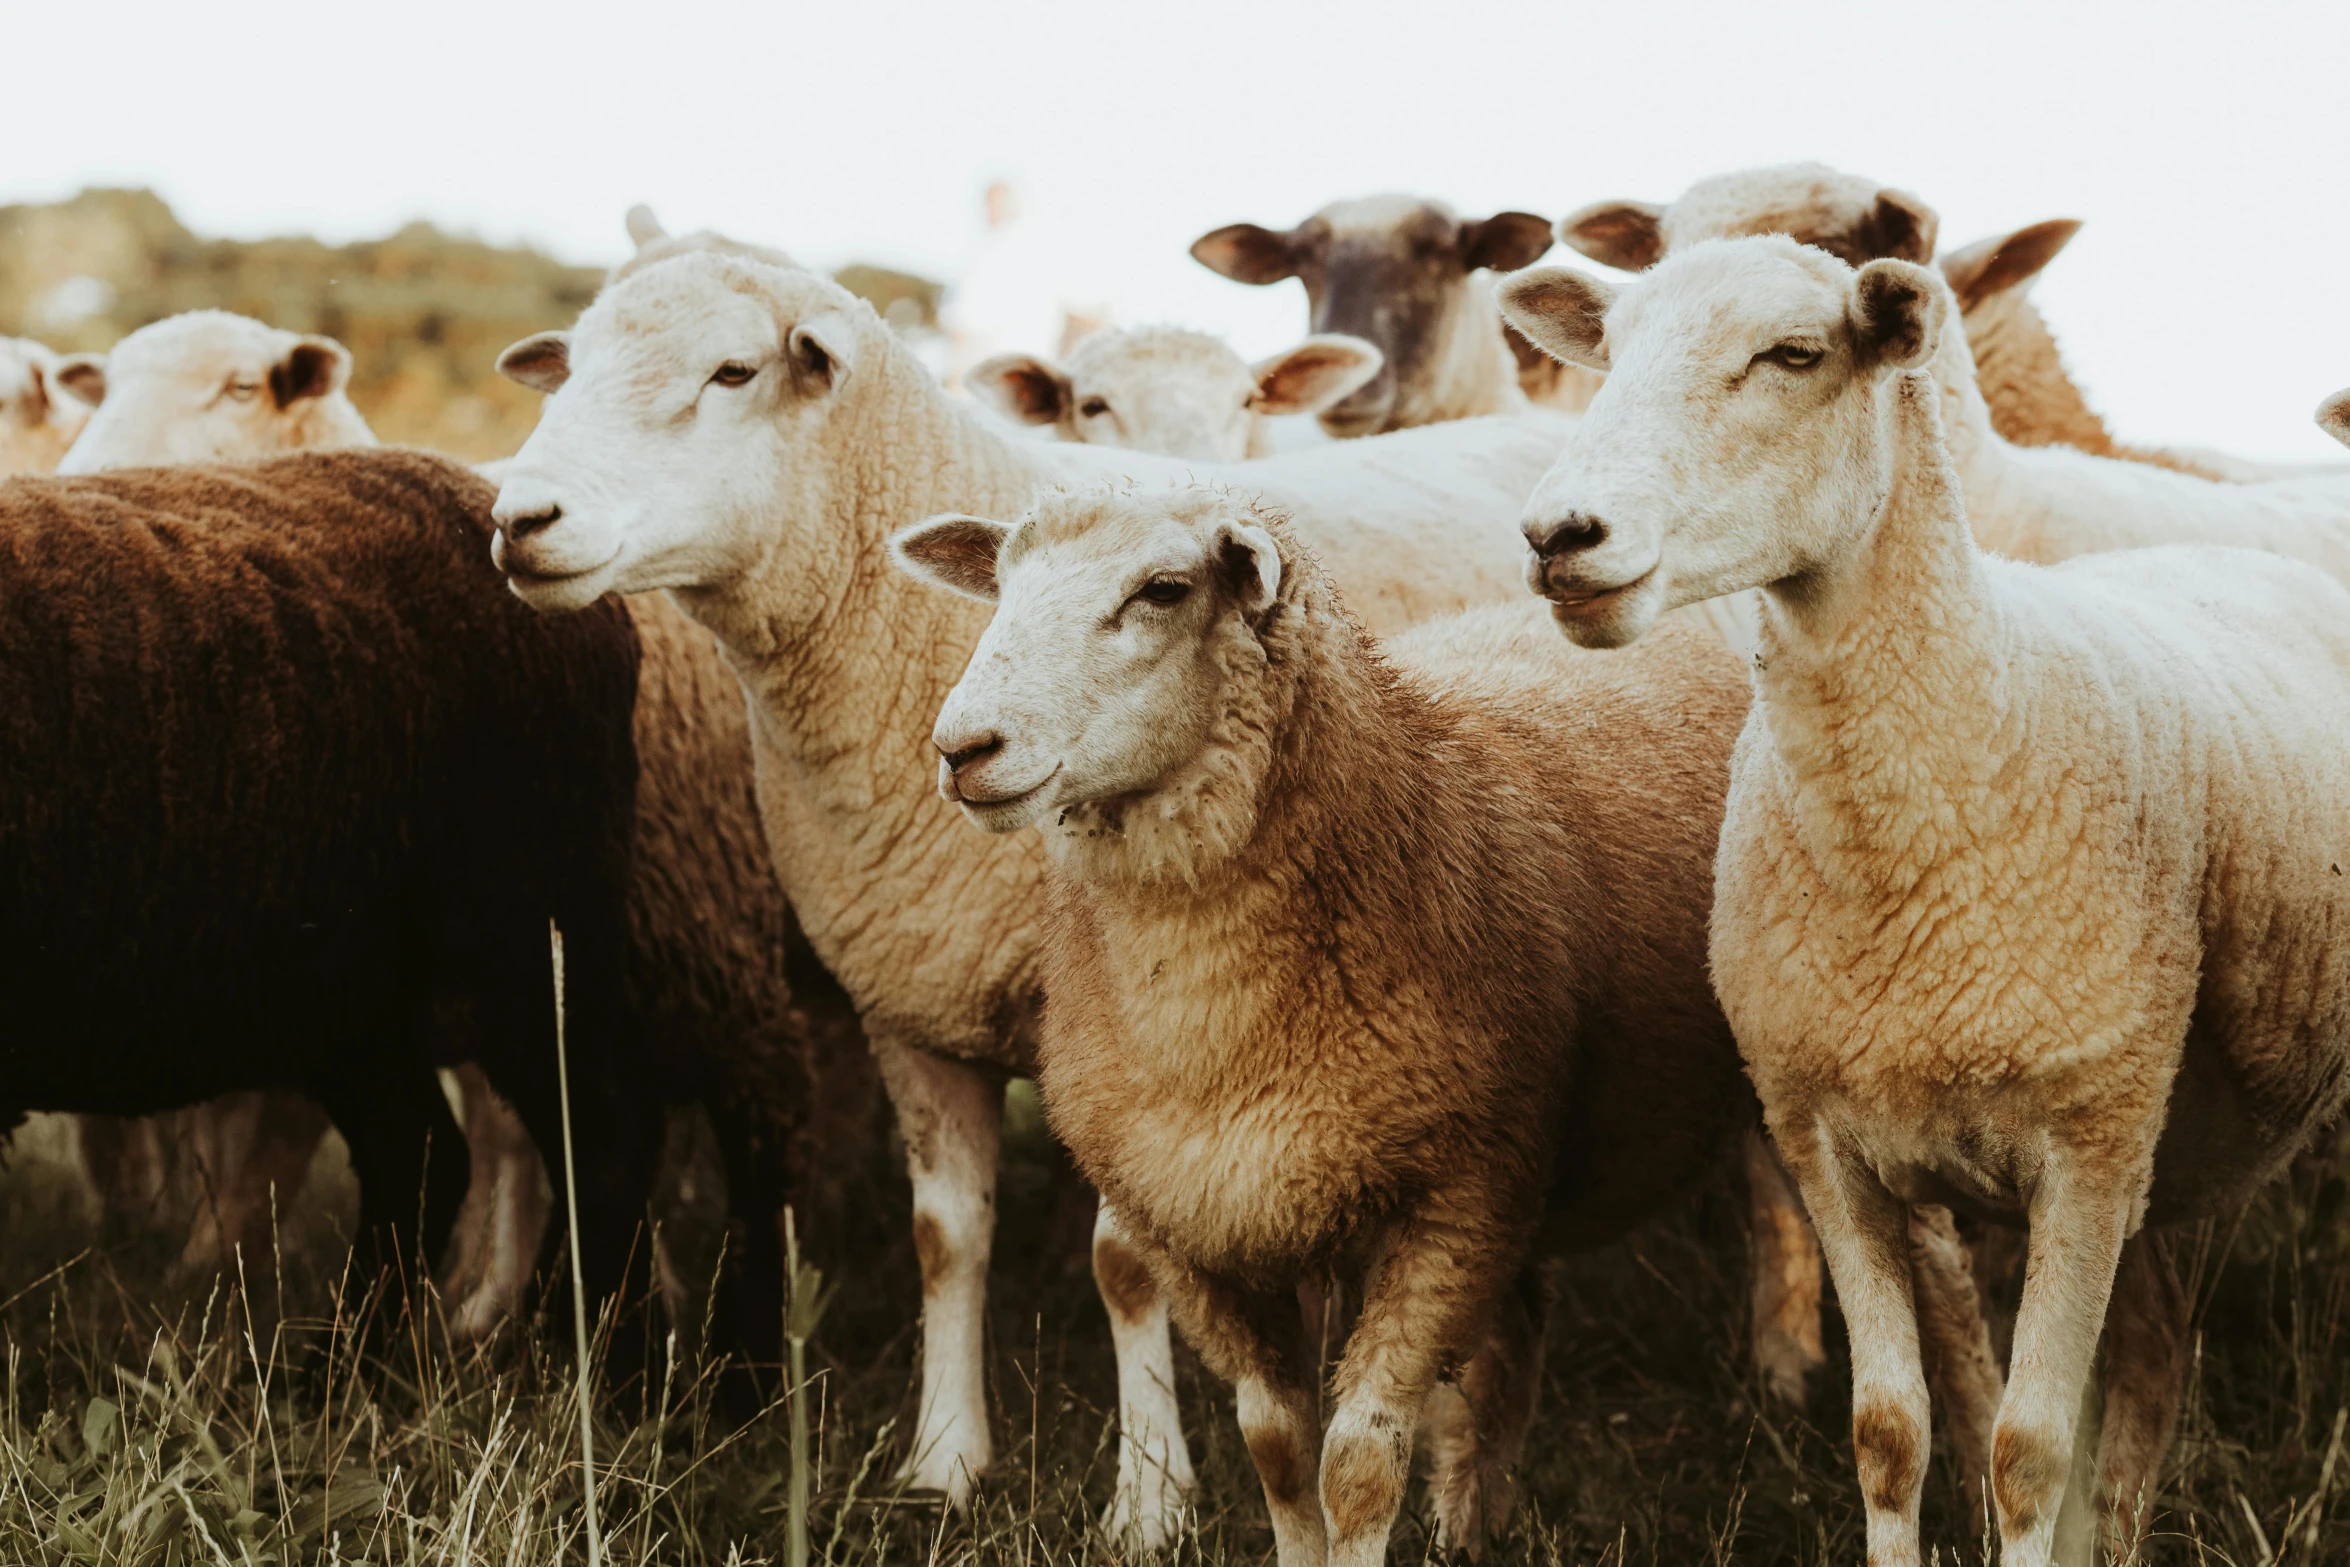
[0,189,942,461]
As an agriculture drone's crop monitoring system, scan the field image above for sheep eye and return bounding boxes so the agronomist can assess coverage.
[1134,578,1191,608]
[1079,397,1111,418]
[1761,344,1823,370]
[710,362,758,387]
[227,380,261,401]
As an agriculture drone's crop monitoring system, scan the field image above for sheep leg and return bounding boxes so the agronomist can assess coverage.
[2095,1228,2187,1563]
[1158,1260,1327,1567]
[1910,1204,2005,1526]
[1427,1262,1545,1556]
[1320,1203,1523,1567]
[873,1038,1000,1508]
[318,1065,470,1291]
[1775,1117,1930,1567]
[1745,1127,1827,1406]
[1092,1202,1197,1548]
[1991,1161,2133,1567]
[175,1093,330,1279]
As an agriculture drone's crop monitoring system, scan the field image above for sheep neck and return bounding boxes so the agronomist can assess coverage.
[1751,372,2017,895]
[1052,575,1434,1085]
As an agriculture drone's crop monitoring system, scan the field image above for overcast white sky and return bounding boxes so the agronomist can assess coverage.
[13,0,2347,459]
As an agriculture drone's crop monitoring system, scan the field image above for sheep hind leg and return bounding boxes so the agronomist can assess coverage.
[1910,1204,2005,1529]
[873,1039,1001,1509]
[1745,1128,1827,1406]
[1427,1264,1544,1557]
[2095,1229,2187,1564]
[1093,1202,1197,1549]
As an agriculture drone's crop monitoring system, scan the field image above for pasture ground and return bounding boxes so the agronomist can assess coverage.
[5,1091,2350,1565]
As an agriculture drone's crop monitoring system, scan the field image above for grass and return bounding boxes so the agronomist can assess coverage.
[8,1100,2350,1564]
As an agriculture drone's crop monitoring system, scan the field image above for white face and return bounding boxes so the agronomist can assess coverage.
[897,489,1281,835]
[1502,238,1944,646]
[0,338,91,476]
[56,312,371,474]
[1059,338,1257,461]
[489,253,866,615]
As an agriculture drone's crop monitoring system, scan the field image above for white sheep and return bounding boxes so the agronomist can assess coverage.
[966,325,1382,461]
[1190,194,1598,435]
[1502,233,2350,1567]
[0,335,97,475]
[891,483,1757,1566]
[480,247,1587,1540]
[55,311,376,474]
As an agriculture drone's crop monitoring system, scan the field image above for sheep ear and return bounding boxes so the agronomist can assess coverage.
[54,353,107,407]
[625,204,667,249]
[1460,211,1555,273]
[498,331,571,393]
[891,512,1011,601]
[1557,200,1666,272]
[968,354,1071,426]
[1859,187,1939,265]
[1496,266,1614,372]
[2317,389,2350,451]
[790,310,855,391]
[1940,219,2083,312]
[1190,223,1304,285]
[1248,335,1383,416]
[271,336,351,408]
[1213,520,1282,614]
[1852,259,1945,370]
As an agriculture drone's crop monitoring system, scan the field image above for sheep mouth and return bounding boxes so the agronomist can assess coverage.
[499,546,622,591]
[957,766,1060,813]
[1541,567,1656,625]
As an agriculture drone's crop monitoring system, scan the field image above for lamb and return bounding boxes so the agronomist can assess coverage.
[54,308,866,1368]
[1503,233,2350,1567]
[0,449,661,1316]
[480,245,1596,1539]
[53,311,376,474]
[1189,195,1600,435]
[889,484,1757,1565]
[1,337,97,475]
[967,326,1382,461]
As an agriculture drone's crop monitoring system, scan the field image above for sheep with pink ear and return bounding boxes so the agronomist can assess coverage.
[56,310,375,474]
[0,336,98,475]
[968,325,1383,461]
[1501,234,2350,1567]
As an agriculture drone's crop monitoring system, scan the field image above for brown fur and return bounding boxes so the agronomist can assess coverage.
[1028,502,1757,1556]
[1091,1226,1161,1326]
[1853,1401,1926,1515]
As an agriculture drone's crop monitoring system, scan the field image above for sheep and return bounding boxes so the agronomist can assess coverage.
[0,336,97,475]
[966,326,1382,462]
[889,483,1758,1565]
[0,449,661,1317]
[479,245,1603,1538]
[2318,388,2350,450]
[1552,162,2308,482]
[1189,195,1601,435]
[53,307,867,1371]
[53,311,375,474]
[1501,233,2350,1567]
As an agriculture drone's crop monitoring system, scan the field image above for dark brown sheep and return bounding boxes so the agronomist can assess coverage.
[0,448,659,1301]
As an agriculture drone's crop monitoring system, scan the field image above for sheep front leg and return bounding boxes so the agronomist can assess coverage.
[1426,1263,1545,1556]
[873,1038,1002,1508]
[1092,1202,1198,1548]
[1745,1128,1827,1406]
[1157,1260,1328,1566]
[1776,1117,1931,1567]
[1321,1203,1523,1567]
[1992,1158,2134,1567]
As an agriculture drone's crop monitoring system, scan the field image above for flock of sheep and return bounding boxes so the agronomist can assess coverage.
[6,160,2350,1567]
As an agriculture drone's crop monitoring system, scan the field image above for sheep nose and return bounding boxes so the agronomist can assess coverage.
[501,502,564,542]
[1524,511,1608,559]
[937,732,1003,790]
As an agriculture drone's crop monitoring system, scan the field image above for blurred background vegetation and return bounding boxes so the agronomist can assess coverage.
[0,189,942,461]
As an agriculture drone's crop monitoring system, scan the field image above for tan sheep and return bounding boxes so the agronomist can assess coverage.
[1506,233,2350,1567]
[54,311,376,473]
[0,335,97,475]
[967,325,1382,461]
[893,485,1757,1566]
